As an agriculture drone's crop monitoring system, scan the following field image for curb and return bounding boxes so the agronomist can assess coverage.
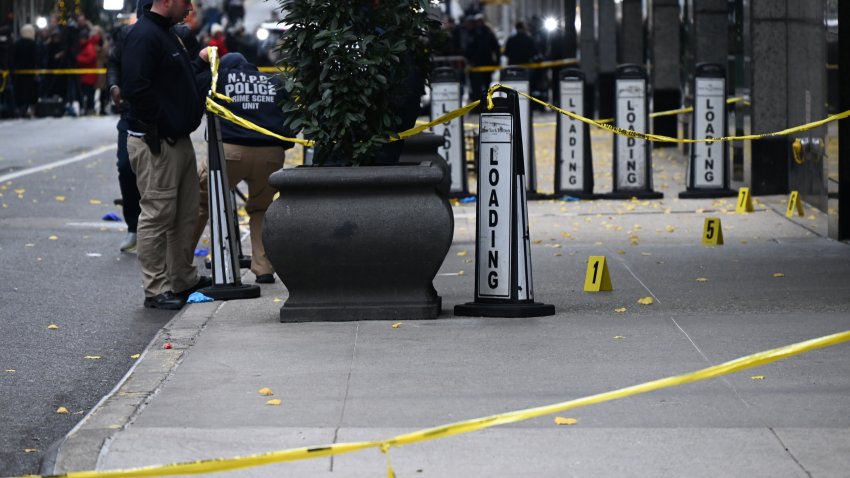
[41,300,222,474]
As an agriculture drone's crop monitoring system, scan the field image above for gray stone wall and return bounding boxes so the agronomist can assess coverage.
[620,0,645,64]
[651,0,681,91]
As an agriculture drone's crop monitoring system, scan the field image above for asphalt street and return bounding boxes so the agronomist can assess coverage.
[0,116,183,476]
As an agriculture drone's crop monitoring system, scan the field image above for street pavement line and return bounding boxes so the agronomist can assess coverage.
[23,329,850,478]
[0,144,115,183]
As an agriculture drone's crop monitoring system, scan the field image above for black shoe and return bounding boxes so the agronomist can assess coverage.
[176,276,213,299]
[255,274,275,284]
[144,291,185,310]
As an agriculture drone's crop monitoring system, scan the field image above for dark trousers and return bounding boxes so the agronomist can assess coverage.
[117,117,141,233]
[468,71,492,105]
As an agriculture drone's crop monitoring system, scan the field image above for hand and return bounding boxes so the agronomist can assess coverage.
[110,86,122,107]
[199,47,210,63]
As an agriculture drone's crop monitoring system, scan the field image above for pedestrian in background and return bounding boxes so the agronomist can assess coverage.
[122,0,210,310]
[463,14,500,106]
[194,52,293,283]
[504,22,539,66]
[76,29,99,115]
[11,24,38,118]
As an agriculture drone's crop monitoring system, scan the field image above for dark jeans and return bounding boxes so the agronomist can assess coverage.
[117,117,141,233]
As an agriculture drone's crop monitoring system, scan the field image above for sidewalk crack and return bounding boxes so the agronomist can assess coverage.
[329,323,360,472]
[768,427,812,477]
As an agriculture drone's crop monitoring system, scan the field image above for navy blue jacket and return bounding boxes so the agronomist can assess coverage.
[122,10,205,138]
[208,53,293,148]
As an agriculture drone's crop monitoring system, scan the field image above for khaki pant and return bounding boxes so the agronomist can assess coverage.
[129,135,200,297]
[196,144,285,277]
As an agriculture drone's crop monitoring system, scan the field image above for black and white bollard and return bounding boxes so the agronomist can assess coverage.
[199,111,261,300]
[555,68,597,199]
[430,67,468,196]
[679,63,737,198]
[605,64,663,199]
[499,67,541,198]
[454,88,555,318]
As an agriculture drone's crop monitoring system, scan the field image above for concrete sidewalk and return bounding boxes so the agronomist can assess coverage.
[44,132,850,477]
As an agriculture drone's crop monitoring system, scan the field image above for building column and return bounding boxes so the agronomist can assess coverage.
[579,0,598,117]
[649,0,681,145]
[597,0,617,119]
[836,0,850,240]
[620,0,644,64]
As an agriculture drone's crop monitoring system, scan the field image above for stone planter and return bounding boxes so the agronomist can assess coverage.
[262,137,454,322]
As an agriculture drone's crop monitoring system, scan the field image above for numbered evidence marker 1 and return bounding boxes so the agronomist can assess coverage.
[555,68,597,199]
[702,217,724,245]
[454,88,555,318]
[735,187,754,213]
[786,191,805,217]
[605,64,662,200]
[680,63,737,199]
[500,67,540,198]
[584,256,612,292]
[430,67,468,196]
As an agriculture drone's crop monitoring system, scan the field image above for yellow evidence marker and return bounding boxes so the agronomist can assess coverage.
[785,191,805,217]
[736,187,754,213]
[584,256,612,292]
[702,217,724,245]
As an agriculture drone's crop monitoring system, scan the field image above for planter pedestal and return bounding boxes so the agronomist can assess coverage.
[263,140,453,322]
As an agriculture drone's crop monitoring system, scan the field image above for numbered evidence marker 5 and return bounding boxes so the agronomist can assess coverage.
[736,187,754,213]
[584,256,613,292]
[786,191,805,217]
[702,217,724,245]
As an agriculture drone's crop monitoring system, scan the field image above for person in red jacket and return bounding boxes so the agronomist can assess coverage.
[76,30,100,115]
[207,23,228,56]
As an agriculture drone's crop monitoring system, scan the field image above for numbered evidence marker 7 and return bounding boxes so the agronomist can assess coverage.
[477,113,514,299]
[584,255,613,292]
[736,187,754,213]
[702,217,724,245]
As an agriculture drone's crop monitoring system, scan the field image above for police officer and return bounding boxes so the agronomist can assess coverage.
[122,0,210,309]
[194,52,294,284]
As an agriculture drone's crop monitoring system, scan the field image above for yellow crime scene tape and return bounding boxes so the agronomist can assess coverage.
[17,329,850,478]
[0,70,8,94]
[485,83,850,143]
[8,68,107,75]
[467,58,578,73]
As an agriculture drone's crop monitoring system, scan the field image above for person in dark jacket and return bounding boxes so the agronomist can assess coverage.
[463,15,500,105]
[122,0,209,310]
[11,24,38,117]
[503,22,539,66]
[193,52,294,284]
[108,0,199,254]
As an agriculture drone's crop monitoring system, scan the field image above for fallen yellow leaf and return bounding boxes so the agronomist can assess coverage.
[637,296,654,305]
[613,335,625,339]
[773,273,785,278]
[392,322,402,328]
[696,278,708,282]
[751,376,765,380]
[130,354,140,359]
[83,355,101,360]
[55,196,66,202]
[47,324,59,330]
[4,369,15,373]
[614,307,627,313]
[14,188,25,194]
[266,399,282,406]
[616,249,626,255]
[456,250,468,257]
[258,387,274,396]
[56,407,69,414]
[89,199,102,205]
[48,235,58,241]
[665,225,675,233]
[554,417,578,426]
[554,252,562,257]
[458,270,465,276]
[273,297,283,303]
[25,243,34,247]
[24,448,39,453]
[640,252,652,256]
